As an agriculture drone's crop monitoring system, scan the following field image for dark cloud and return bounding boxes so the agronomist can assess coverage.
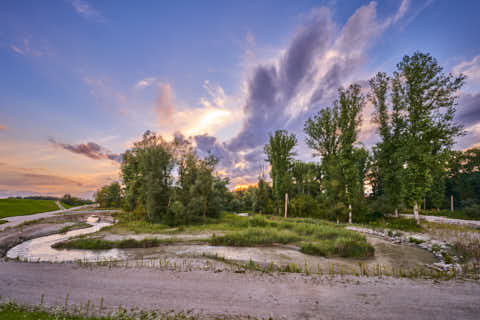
[227,3,383,153]
[457,92,480,127]
[49,138,122,163]
[194,134,238,168]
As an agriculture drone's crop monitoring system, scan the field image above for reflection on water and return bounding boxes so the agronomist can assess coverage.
[6,222,127,262]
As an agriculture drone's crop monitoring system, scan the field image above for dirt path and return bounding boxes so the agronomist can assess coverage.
[1,262,479,319]
[56,200,66,210]
[401,214,480,228]
[0,206,113,231]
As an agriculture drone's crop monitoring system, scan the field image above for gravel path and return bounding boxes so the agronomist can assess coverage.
[0,206,114,231]
[1,262,479,319]
[401,214,480,228]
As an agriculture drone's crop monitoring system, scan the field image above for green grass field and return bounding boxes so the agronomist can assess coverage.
[0,199,60,219]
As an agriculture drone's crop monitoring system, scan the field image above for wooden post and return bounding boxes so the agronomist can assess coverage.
[413,202,420,224]
[424,198,426,211]
[284,193,288,218]
[451,195,454,212]
[348,204,352,224]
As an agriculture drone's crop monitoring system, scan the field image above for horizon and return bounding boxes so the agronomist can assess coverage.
[1,0,480,198]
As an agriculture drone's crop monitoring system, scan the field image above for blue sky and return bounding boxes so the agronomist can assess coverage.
[1,0,479,197]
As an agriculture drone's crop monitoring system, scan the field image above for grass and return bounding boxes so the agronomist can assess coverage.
[61,202,74,209]
[0,219,7,225]
[300,239,374,258]
[210,227,300,246]
[52,237,207,250]
[0,301,204,320]
[60,213,374,259]
[59,222,91,234]
[365,217,423,232]
[209,215,374,258]
[0,199,60,219]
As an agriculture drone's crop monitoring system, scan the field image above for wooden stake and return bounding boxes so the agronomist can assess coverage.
[451,195,454,212]
[348,204,352,224]
[284,193,288,218]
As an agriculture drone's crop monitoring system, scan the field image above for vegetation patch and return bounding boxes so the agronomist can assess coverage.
[52,236,207,250]
[0,199,60,219]
[0,219,7,225]
[408,237,425,245]
[209,215,374,258]
[210,228,299,246]
[59,222,91,234]
[366,217,423,232]
[0,301,201,320]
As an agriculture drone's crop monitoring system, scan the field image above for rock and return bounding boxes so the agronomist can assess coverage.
[86,215,100,223]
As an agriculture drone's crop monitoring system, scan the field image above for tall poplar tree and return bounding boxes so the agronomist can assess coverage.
[264,130,297,214]
[392,52,464,221]
[304,84,366,222]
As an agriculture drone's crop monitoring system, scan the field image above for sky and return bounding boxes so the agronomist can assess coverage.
[1,0,480,198]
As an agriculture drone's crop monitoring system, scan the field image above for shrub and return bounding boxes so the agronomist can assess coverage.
[209,228,299,246]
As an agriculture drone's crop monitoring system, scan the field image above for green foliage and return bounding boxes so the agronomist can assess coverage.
[95,182,122,209]
[60,194,93,207]
[264,130,297,212]
[300,238,374,258]
[52,237,185,250]
[0,199,59,219]
[118,130,227,226]
[397,52,464,209]
[0,301,200,320]
[368,217,423,232]
[210,227,300,246]
[210,214,374,258]
[304,84,367,222]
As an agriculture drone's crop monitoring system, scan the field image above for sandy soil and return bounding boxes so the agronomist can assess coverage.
[0,261,479,319]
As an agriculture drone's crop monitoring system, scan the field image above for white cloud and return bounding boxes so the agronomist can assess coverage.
[454,55,480,84]
[135,77,156,89]
[70,0,105,22]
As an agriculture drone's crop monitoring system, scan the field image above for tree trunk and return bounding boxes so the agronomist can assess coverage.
[284,193,288,218]
[394,208,398,218]
[202,198,207,219]
[348,204,352,224]
[413,202,420,224]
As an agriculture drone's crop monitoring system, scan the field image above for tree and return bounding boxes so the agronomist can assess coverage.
[369,72,407,216]
[95,182,122,208]
[394,52,465,221]
[264,130,297,214]
[121,130,174,222]
[304,84,366,223]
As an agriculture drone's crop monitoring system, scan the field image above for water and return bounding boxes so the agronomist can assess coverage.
[7,223,437,270]
[6,222,127,263]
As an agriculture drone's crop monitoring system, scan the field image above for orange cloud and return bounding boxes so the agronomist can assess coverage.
[0,125,6,131]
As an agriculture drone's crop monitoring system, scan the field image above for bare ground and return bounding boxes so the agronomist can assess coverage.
[0,261,479,319]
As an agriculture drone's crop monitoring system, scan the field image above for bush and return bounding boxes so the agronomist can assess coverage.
[209,228,299,246]
[300,237,374,258]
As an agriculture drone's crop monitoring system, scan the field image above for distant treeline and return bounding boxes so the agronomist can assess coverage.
[8,194,94,207]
